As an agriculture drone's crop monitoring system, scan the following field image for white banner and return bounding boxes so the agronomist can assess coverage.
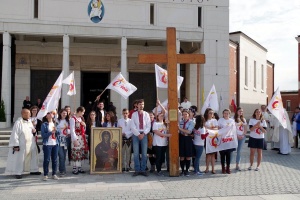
[201,84,219,115]
[267,87,287,129]
[62,71,76,96]
[106,73,137,99]
[205,125,237,154]
[155,64,183,91]
[37,72,63,120]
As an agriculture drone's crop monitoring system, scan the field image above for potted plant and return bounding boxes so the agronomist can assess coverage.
[0,100,7,128]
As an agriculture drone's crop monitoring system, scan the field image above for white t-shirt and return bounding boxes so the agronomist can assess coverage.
[193,127,206,146]
[47,121,57,145]
[205,118,218,129]
[249,118,267,139]
[218,118,235,129]
[152,122,168,146]
[57,119,70,146]
[235,118,247,136]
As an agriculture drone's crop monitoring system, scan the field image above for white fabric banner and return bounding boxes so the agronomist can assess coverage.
[37,72,63,120]
[62,71,76,96]
[205,125,237,154]
[201,84,219,115]
[267,87,287,129]
[106,73,137,99]
[155,64,183,90]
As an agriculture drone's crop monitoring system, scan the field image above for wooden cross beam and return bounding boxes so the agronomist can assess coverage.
[138,27,206,177]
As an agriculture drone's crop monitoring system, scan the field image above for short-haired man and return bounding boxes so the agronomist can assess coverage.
[5,109,41,179]
[180,97,191,110]
[117,108,133,172]
[130,99,151,176]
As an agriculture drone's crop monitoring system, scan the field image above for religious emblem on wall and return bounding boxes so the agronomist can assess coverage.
[87,0,105,23]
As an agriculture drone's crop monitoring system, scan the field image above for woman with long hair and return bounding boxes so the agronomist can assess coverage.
[204,108,218,174]
[70,106,88,175]
[153,112,171,176]
[103,111,117,127]
[86,111,101,159]
[56,109,70,176]
[41,112,59,181]
[234,107,247,171]
[178,109,195,176]
[218,109,235,174]
[248,109,267,171]
[193,115,207,176]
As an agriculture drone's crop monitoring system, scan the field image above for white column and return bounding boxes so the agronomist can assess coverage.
[120,37,128,110]
[62,35,70,108]
[1,32,12,127]
[176,39,181,100]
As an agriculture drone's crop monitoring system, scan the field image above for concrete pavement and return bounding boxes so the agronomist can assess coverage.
[1,144,300,200]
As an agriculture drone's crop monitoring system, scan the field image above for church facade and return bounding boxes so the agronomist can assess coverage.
[0,0,230,126]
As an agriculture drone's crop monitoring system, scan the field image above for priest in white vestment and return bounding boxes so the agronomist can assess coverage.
[278,110,293,155]
[5,109,41,179]
[270,114,280,149]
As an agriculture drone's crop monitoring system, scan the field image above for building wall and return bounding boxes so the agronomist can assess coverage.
[282,92,298,112]
[229,42,237,111]
[266,62,274,104]
[230,33,268,118]
[0,0,230,121]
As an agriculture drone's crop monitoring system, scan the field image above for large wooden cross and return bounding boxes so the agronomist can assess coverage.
[138,27,206,176]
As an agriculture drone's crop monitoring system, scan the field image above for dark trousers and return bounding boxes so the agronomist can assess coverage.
[66,137,72,162]
[220,151,232,167]
[153,146,167,172]
[43,144,58,176]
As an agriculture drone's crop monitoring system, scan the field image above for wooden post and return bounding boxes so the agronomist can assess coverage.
[138,27,206,176]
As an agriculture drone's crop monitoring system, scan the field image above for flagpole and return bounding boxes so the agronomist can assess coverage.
[73,95,76,114]
[156,87,159,100]
[94,89,107,102]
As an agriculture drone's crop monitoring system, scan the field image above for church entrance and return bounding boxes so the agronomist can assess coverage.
[129,72,156,111]
[81,72,109,109]
[31,70,61,107]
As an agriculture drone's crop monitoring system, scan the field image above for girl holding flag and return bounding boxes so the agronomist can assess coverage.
[218,109,235,174]
[234,107,247,171]
[204,108,218,174]
[248,109,267,171]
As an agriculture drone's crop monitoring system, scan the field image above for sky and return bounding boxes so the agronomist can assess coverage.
[229,0,300,91]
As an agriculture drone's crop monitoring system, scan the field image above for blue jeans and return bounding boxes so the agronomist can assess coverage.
[194,145,204,173]
[58,146,67,173]
[132,135,148,172]
[43,144,58,176]
[236,136,246,164]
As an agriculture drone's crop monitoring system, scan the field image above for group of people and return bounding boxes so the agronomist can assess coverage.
[5,96,294,180]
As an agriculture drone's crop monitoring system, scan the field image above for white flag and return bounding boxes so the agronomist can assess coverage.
[201,84,219,115]
[106,73,137,99]
[37,72,63,120]
[267,87,287,128]
[155,64,184,91]
[206,125,237,154]
[62,71,76,96]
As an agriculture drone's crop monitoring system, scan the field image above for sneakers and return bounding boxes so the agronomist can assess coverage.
[78,168,85,173]
[140,171,149,177]
[15,175,22,179]
[236,166,241,171]
[59,172,66,177]
[132,172,139,177]
[195,172,203,176]
[184,171,190,177]
[52,175,59,180]
[180,171,185,176]
[72,170,79,175]
[43,176,48,181]
[255,167,259,171]
[157,171,164,177]
[248,166,252,170]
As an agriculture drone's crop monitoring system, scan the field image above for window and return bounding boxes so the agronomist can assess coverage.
[34,0,39,19]
[254,61,256,88]
[150,4,154,25]
[198,7,202,27]
[286,100,291,111]
[261,65,264,90]
[245,56,248,86]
